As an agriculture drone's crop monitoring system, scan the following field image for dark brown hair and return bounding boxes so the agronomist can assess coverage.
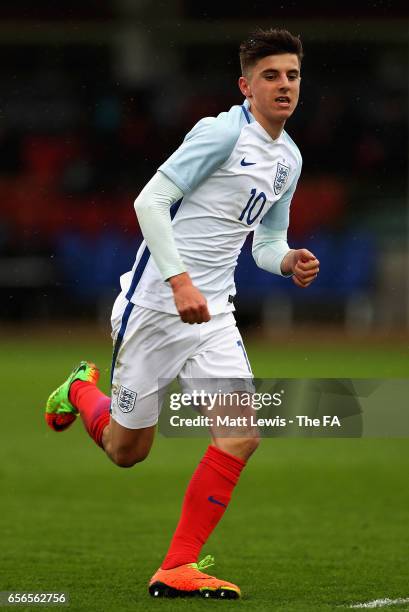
[239,28,303,75]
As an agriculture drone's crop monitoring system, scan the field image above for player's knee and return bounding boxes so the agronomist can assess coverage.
[218,436,260,461]
[111,446,150,468]
[236,436,260,459]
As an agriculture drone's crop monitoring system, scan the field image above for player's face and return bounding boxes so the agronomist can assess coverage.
[239,54,301,133]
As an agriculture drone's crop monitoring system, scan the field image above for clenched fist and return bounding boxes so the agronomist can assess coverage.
[281,248,320,288]
[169,272,211,324]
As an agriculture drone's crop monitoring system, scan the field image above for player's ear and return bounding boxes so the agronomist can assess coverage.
[238,75,252,98]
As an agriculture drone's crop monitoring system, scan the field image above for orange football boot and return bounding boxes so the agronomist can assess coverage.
[149,555,241,599]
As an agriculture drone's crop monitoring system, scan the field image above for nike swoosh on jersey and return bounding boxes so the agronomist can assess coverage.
[208,495,227,507]
[240,158,256,166]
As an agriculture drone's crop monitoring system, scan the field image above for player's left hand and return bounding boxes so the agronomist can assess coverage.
[283,248,320,288]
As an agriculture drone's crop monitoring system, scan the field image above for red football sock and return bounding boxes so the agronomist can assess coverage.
[69,381,110,449]
[161,445,246,570]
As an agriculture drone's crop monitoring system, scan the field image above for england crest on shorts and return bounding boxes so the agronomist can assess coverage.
[118,385,137,413]
[273,162,290,195]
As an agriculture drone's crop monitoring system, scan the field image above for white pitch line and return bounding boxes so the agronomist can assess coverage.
[350,598,409,609]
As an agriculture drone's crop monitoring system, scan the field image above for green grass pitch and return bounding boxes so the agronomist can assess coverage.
[1,331,409,611]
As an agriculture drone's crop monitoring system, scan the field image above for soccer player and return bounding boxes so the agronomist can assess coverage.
[45,28,319,599]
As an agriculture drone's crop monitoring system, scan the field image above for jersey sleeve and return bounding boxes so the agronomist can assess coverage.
[134,171,186,281]
[158,111,241,193]
[252,164,302,276]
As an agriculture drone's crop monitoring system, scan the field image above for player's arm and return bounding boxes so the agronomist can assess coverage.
[137,111,241,323]
[134,171,210,324]
[252,170,319,288]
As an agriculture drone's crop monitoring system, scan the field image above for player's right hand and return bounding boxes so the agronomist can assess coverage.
[169,272,211,324]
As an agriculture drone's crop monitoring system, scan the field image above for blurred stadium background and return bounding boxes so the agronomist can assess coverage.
[1,4,409,610]
[0,0,407,339]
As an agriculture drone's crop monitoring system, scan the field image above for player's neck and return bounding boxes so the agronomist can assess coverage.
[248,105,285,140]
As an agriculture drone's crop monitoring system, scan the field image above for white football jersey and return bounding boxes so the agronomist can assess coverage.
[120,99,302,315]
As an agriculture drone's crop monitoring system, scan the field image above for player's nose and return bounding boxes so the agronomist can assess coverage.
[277,74,290,89]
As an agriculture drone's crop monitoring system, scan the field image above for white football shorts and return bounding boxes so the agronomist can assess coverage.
[109,292,254,429]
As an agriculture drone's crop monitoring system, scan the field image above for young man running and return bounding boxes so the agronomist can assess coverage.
[45,28,319,599]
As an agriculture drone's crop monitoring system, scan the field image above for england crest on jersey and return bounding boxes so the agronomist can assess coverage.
[273,163,290,195]
[118,385,137,413]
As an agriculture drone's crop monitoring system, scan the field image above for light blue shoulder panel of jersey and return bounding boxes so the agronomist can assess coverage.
[260,134,302,232]
[158,104,247,193]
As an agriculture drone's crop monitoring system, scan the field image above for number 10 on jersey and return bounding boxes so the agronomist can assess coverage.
[238,189,267,225]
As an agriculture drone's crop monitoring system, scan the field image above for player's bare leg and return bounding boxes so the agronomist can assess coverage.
[102,419,155,467]
[210,399,260,461]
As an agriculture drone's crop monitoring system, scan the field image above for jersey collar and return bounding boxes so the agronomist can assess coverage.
[241,99,255,124]
[241,98,285,144]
